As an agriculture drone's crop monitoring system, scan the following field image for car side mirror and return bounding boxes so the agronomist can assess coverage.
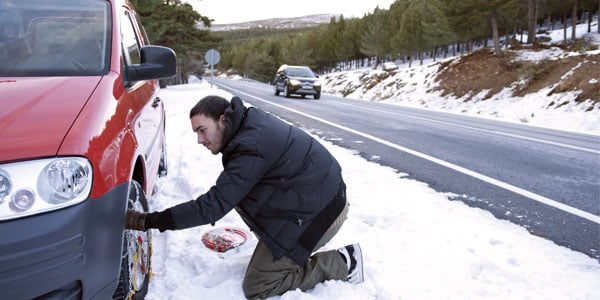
[126,45,177,81]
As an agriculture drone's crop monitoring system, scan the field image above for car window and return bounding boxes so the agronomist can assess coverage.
[0,0,111,77]
[119,9,142,86]
[120,10,140,66]
[130,9,150,46]
[287,67,314,78]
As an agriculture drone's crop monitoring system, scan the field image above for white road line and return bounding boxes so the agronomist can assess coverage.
[340,102,600,154]
[232,88,600,224]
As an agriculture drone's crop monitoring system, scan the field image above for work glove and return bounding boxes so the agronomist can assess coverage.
[125,209,176,232]
[125,210,147,231]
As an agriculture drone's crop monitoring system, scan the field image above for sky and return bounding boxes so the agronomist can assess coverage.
[142,24,599,299]
[185,0,395,24]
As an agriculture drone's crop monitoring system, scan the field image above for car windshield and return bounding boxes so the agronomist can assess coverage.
[287,67,315,78]
[0,0,111,77]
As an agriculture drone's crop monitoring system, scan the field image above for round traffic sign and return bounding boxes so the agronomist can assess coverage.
[205,48,221,65]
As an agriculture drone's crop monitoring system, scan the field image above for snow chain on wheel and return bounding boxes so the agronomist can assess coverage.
[113,180,152,300]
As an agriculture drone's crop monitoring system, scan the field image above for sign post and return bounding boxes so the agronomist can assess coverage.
[205,49,221,88]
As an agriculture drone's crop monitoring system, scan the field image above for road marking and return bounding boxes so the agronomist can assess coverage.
[226,87,600,224]
[339,102,600,155]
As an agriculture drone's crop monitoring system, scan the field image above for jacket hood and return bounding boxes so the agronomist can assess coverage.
[0,77,101,162]
[221,96,247,152]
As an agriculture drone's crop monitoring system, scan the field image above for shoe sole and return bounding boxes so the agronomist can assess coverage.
[349,244,364,284]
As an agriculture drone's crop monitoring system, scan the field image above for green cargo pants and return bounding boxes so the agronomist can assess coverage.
[242,202,350,299]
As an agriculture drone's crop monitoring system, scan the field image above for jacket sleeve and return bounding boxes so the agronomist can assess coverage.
[166,150,268,230]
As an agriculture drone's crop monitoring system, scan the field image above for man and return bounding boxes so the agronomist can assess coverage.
[126,95,363,299]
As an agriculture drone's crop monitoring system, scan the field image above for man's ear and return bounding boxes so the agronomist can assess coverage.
[219,114,225,126]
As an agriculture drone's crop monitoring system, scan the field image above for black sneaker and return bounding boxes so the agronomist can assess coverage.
[337,243,364,284]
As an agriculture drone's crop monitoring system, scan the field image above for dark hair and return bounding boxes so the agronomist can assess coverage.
[189,95,230,120]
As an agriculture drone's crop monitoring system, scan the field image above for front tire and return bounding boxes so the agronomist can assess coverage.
[284,83,291,98]
[113,181,152,300]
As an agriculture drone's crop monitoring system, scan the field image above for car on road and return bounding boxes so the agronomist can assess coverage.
[0,0,176,299]
[273,64,321,99]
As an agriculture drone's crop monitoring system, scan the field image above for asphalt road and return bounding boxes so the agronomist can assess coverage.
[209,77,600,260]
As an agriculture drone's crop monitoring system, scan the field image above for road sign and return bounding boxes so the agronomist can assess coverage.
[205,49,220,65]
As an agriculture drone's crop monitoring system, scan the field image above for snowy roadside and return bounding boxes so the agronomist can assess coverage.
[144,82,600,300]
[322,30,600,136]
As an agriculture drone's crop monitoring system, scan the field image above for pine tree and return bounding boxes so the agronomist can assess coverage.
[392,0,428,66]
[130,0,220,84]
[424,0,457,60]
[360,7,389,67]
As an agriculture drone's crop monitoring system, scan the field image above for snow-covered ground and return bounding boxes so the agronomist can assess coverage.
[144,78,599,299]
[144,21,599,299]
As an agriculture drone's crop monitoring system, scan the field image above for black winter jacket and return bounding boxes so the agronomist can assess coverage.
[167,97,344,265]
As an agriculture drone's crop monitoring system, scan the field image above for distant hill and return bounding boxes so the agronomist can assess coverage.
[198,14,340,31]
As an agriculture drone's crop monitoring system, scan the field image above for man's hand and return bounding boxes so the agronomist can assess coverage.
[125,210,147,231]
[126,209,176,232]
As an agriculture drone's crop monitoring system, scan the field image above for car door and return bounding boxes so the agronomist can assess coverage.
[120,7,163,190]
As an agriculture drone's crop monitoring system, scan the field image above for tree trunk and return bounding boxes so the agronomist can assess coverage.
[563,13,568,40]
[491,13,503,57]
[519,29,523,43]
[527,0,537,44]
[571,1,578,40]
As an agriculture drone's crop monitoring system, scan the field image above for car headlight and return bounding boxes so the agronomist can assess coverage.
[313,80,321,87]
[0,157,92,221]
[289,79,301,87]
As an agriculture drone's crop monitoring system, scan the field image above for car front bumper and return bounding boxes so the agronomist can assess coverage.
[289,86,321,95]
[0,183,129,299]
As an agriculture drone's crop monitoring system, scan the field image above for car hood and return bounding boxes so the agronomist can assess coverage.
[289,76,318,82]
[0,77,101,162]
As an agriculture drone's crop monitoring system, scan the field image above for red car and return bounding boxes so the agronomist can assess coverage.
[0,0,176,299]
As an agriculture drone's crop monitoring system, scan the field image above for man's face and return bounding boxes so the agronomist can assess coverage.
[191,113,226,155]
